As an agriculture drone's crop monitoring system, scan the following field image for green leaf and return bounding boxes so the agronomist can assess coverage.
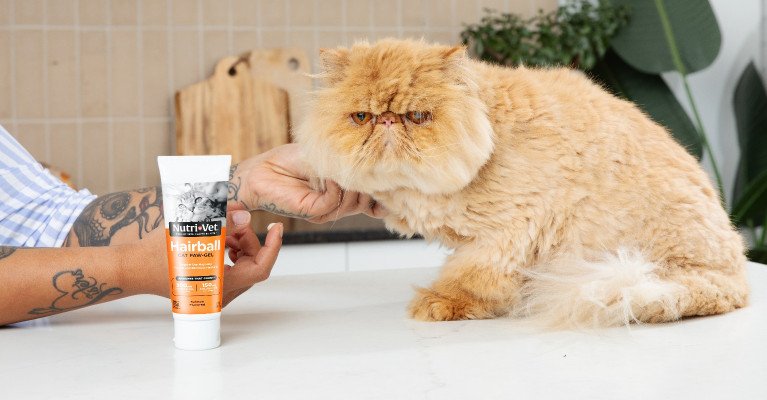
[475,39,484,57]
[460,0,628,70]
[746,246,767,264]
[732,62,767,225]
[590,50,703,158]
[731,170,767,227]
[732,64,767,228]
[610,0,721,74]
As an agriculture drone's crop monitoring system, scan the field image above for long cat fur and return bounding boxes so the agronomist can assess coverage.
[294,39,749,328]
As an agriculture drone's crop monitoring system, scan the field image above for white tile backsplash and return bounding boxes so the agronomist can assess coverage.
[1,0,557,194]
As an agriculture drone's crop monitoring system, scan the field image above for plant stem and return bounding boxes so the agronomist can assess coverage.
[654,0,724,200]
[760,215,767,247]
[654,0,687,75]
[681,74,725,199]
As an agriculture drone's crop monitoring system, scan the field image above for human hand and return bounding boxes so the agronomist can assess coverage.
[142,210,281,306]
[229,144,387,223]
[222,210,282,306]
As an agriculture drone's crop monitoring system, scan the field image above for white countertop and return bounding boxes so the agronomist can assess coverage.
[3,263,766,400]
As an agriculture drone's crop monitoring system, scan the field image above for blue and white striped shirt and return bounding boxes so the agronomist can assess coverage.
[0,124,95,247]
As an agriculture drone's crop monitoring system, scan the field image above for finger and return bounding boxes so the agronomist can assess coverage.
[365,198,388,218]
[339,191,371,219]
[236,229,261,259]
[227,223,282,287]
[252,223,283,278]
[356,193,375,214]
[228,209,251,227]
[371,201,388,218]
[302,179,343,218]
[225,236,240,250]
[227,210,251,235]
[310,189,367,224]
[323,179,342,196]
[228,248,239,264]
[228,210,263,253]
[222,224,282,306]
[337,190,361,215]
[226,212,250,265]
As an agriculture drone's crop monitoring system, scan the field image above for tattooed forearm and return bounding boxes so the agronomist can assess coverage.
[67,187,163,247]
[227,164,247,208]
[28,268,123,315]
[260,203,310,218]
[0,246,17,260]
[228,177,242,203]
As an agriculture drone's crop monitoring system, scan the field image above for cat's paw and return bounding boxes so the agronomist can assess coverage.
[408,287,497,321]
[631,296,688,323]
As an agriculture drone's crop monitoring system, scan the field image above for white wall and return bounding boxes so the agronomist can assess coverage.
[663,0,763,205]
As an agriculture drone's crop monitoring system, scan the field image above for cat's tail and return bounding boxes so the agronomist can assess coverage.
[512,248,693,328]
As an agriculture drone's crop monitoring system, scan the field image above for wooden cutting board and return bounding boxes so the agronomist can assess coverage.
[242,48,312,132]
[174,48,311,232]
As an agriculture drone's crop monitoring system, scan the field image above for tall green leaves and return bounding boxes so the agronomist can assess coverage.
[610,0,721,74]
[731,63,767,258]
[605,0,722,193]
[732,63,767,217]
[462,0,767,262]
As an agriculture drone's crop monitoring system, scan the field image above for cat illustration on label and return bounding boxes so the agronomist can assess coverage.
[173,182,227,222]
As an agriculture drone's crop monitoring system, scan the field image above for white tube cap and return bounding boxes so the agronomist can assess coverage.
[173,313,221,350]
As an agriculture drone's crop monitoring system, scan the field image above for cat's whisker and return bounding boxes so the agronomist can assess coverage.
[418,141,466,155]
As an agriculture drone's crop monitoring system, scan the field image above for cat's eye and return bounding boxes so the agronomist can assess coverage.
[351,112,373,125]
[406,111,432,125]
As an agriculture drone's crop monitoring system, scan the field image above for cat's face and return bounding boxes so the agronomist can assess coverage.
[295,39,494,194]
[175,191,222,222]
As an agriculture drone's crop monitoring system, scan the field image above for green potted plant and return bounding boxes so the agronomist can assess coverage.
[461,0,629,70]
[461,0,767,262]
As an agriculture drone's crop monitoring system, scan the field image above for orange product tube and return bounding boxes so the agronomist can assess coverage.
[157,155,231,350]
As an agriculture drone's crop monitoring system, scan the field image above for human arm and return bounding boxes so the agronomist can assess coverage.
[227,143,387,223]
[0,211,281,326]
[3,176,280,325]
[0,241,153,326]
[1,143,375,325]
[62,144,384,248]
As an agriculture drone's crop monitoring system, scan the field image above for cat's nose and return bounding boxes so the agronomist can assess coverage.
[377,111,402,127]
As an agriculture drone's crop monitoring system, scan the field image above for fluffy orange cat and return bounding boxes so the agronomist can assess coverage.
[294,39,749,327]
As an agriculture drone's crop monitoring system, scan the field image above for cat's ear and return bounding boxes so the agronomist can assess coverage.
[440,45,467,69]
[439,45,472,86]
[319,47,350,84]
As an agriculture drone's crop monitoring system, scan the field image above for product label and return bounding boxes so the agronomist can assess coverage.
[162,180,228,315]
[166,227,225,313]
[168,220,223,237]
